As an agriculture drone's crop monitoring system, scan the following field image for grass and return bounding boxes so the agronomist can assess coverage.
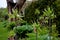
[0,22,9,40]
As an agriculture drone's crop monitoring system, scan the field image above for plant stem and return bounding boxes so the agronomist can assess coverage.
[48,17,52,40]
[36,28,37,40]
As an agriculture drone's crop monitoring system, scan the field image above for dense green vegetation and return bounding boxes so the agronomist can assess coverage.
[0,0,60,40]
[0,22,9,40]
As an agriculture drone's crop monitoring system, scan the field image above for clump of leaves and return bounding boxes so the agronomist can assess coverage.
[8,30,15,37]
[32,22,49,35]
[43,6,56,19]
[6,22,16,30]
[13,24,33,38]
[2,21,9,27]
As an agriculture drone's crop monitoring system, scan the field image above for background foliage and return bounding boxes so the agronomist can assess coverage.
[0,0,60,40]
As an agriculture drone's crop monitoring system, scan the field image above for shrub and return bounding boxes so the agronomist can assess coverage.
[2,21,9,27]
[8,30,15,37]
[13,24,33,38]
[2,21,16,31]
[7,22,16,30]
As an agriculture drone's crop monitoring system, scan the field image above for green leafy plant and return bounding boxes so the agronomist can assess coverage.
[2,21,9,27]
[6,22,16,30]
[43,6,56,19]
[8,30,15,37]
[13,24,33,38]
